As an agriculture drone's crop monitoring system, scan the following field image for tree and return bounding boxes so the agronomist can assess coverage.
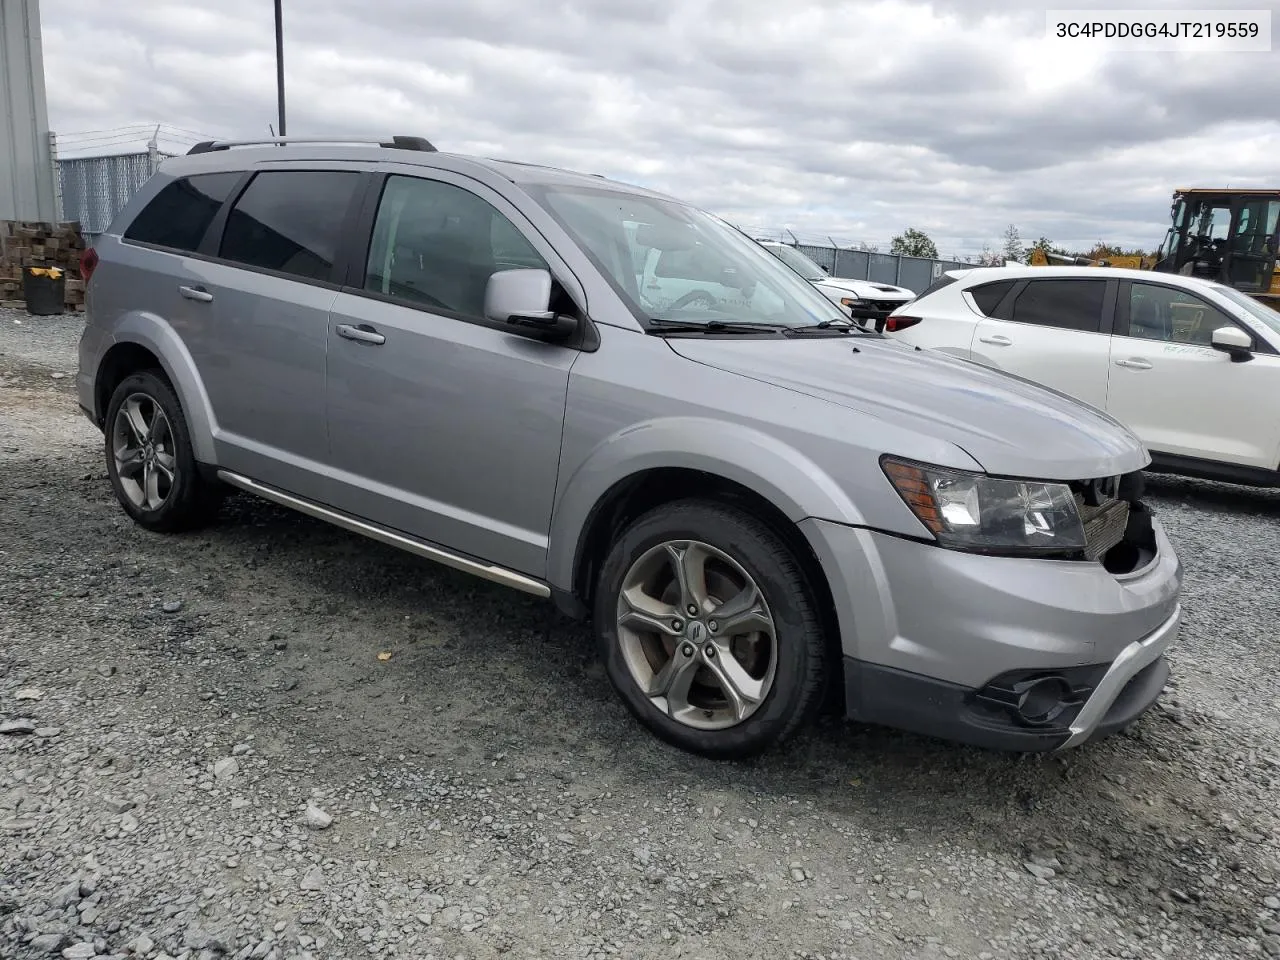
[1026,236,1067,259]
[1001,224,1023,263]
[890,228,938,259]
[972,244,1002,267]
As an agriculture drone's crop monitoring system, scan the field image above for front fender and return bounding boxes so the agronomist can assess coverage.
[545,415,866,592]
[107,311,219,464]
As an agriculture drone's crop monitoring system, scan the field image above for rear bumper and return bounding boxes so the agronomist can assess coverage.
[841,604,1180,752]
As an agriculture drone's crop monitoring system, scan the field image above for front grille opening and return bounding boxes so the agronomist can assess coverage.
[1070,471,1157,575]
[1102,502,1158,574]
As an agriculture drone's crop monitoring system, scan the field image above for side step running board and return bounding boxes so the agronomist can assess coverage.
[215,470,551,598]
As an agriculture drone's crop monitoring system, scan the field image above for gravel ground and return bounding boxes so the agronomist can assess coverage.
[2,305,1280,960]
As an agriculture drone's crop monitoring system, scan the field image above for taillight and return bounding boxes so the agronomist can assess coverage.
[885,315,921,332]
[79,247,99,282]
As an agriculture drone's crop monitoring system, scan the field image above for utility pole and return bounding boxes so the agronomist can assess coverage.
[274,0,286,136]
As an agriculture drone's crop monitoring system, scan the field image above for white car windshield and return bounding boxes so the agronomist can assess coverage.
[529,185,847,328]
[766,244,827,281]
[1216,286,1280,340]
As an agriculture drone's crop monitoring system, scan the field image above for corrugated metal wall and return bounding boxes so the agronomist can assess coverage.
[1,0,57,221]
[793,243,968,294]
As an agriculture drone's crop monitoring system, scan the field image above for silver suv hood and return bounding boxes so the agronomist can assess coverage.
[667,336,1150,480]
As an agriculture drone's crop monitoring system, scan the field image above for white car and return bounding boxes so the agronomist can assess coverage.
[757,241,916,328]
[886,265,1280,485]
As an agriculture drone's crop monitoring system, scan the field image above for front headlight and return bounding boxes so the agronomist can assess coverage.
[839,296,862,307]
[881,457,1086,557]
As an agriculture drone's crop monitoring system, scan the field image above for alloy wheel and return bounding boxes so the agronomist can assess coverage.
[615,539,777,730]
[112,393,176,511]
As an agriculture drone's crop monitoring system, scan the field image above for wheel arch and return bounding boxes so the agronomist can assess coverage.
[571,468,848,716]
[95,312,219,463]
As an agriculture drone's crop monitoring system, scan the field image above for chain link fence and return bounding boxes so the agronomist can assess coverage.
[56,150,173,236]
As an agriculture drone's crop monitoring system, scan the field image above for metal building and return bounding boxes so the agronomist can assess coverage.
[1,0,57,221]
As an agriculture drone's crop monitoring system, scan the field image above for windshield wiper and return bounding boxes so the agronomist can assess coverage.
[782,319,879,337]
[647,318,786,335]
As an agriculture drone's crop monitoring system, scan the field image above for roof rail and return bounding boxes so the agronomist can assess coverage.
[187,135,437,155]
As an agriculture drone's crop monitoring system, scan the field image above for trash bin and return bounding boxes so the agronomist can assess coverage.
[23,265,66,316]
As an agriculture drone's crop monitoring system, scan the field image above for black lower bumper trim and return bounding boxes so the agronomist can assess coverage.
[843,658,1071,752]
[843,655,1173,753]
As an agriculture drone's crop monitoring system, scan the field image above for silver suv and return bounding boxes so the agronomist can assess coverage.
[77,136,1183,759]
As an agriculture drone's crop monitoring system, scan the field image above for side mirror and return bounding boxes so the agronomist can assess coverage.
[1210,325,1254,362]
[484,269,576,340]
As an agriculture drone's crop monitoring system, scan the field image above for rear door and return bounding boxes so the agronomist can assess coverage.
[968,277,1114,410]
[189,165,368,501]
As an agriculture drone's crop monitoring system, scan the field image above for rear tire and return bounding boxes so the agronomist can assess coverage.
[104,370,222,532]
[594,498,827,760]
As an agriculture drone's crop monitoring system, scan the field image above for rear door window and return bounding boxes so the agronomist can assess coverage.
[1008,279,1106,333]
[123,172,241,252]
[219,171,363,283]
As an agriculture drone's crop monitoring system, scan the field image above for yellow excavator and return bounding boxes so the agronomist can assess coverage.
[1029,188,1280,305]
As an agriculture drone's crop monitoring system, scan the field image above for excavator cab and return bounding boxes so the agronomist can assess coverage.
[1154,189,1280,302]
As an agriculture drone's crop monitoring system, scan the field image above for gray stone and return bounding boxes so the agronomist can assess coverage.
[104,796,135,815]
[130,934,155,954]
[162,600,183,614]
[61,944,96,960]
[1266,896,1280,910]
[29,933,65,953]
[1024,863,1056,881]
[212,758,239,781]
[0,718,36,735]
[35,727,61,737]
[51,879,82,909]
[300,866,324,891]
[14,687,43,700]
[300,805,332,830]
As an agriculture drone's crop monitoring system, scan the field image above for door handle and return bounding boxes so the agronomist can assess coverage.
[1115,358,1152,370]
[336,323,386,346]
[979,335,1012,346]
[178,285,213,303]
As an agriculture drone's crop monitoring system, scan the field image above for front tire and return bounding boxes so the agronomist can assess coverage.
[104,370,222,532]
[594,499,827,760]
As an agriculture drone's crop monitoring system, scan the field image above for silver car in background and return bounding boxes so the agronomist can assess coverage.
[76,135,1182,759]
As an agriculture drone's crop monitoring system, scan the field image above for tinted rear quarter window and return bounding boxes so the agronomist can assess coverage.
[219,171,362,282]
[1009,279,1106,332]
[969,279,1016,316]
[123,172,241,252]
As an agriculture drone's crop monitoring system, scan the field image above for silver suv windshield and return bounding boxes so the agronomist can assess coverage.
[765,243,827,281]
[528,184,846,328]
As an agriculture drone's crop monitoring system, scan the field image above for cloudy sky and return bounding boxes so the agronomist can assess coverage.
[37,0,1279,259]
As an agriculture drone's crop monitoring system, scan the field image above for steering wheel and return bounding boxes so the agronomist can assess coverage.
[669,290,718,311]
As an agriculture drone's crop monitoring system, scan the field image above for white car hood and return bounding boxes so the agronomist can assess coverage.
[814,278,915,300]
